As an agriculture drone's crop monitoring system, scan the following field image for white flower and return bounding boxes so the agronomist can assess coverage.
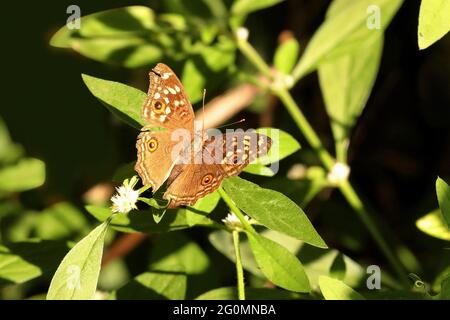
[111,176,140,213]
[222,213,250,231]
[327,162,350,185]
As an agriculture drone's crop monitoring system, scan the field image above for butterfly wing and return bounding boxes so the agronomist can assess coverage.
[141,63,194,132]
[135,129,187,192]
[163,131,272,208]
[136,63,195,190]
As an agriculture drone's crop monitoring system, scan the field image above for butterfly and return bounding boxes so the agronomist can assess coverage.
[135,63,272,208]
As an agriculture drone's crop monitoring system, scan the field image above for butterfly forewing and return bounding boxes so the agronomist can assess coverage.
[142,63,194,132]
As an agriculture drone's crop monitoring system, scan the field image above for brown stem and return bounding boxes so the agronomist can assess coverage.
[102,233,148,267]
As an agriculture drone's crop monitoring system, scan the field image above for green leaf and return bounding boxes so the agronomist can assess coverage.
[86,205,220,233]
[243,163,275,176]
[318,1,383,161]
[35,202,90,240]
[222,177,327,248]
[438,276,450,300]
[319,36,382,161]
[418,0,450,49]
[0,158,45,192]
[299,245,365,290]
[274,38,300,74]
[71,38,162,68]
[0,117,24,164]
[150,233,210,275]
[188,190,221,214]
[319,276,365,300]
[246,231,310,292]
[181,59,206,104]
[231,0,285,16]
[47,221,110,300]
[112,266,187,300]
[50,6,163,67]
[0,240,70,285]
[416,209,450,241]
[196,286,301,300]
[293,0,403,79]
[254,128,301,165]
[82,74,146,130]
[436,177,450,228]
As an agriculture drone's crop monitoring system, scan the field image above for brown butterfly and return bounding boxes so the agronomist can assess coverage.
[135,63,272,208]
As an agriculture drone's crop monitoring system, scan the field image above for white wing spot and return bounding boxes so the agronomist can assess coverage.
[154,92,161,99]
[175,85,181,92]
[164,97,169,104]
[163,89,169,95]
[165,107,171,114]
[174,100,180,107]
[157,86,162,91]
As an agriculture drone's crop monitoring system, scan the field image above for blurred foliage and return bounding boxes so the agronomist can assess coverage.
[0,0,450,301]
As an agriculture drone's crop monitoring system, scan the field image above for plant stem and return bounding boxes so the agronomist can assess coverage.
[218,187,255,232]
[232,230,246,300]
[236,37,410,287]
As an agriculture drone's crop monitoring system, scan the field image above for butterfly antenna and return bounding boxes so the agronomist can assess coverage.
[216,118,246,129]
[201,89,206,151]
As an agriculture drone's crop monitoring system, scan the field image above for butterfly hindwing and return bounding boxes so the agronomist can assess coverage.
[162,131,272,207]
[135,129,182,192]
[164,164,225,208]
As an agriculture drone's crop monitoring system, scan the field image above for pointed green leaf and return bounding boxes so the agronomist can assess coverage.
[0,240,70,285]
[51,6,156,48]
[274,38,300,74]
[47,221,110,300]
[319,276,365,300]
[254,128,301,165]
[82,74,145,130]
[418,0,450,49]
[416,209,450,240]
[85,205,220,233]
[293,0,403,79]
[318,34,383,162]
[222,177,327,248]
[231,0,285,16]
[112,266,187,300]
[246,231,310,292]
[196,286,301,300]
[0,158,45,192]
[436,177,450,228]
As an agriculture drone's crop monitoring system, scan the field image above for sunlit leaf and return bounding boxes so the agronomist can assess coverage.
[82,74,145,130]
[246,231,310,292]
[436,177,450,227]
[231,0,285,16]
[274,38,300,74]
[112,265,186,300]
[0,158,45,192]
[416,209,450,241]
[293,0,403,79]
[222,177,327,248]
[0,240,70,285]
[86,205,220,233]
[47,221,110,300]
[196,286,301,300]
[318,1,383,162]
[319,276,365,300]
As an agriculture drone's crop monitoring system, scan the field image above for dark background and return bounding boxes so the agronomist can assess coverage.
[1,0,449,280]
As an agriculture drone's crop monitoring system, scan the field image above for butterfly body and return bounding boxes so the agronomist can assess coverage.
[135,63,271,208]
